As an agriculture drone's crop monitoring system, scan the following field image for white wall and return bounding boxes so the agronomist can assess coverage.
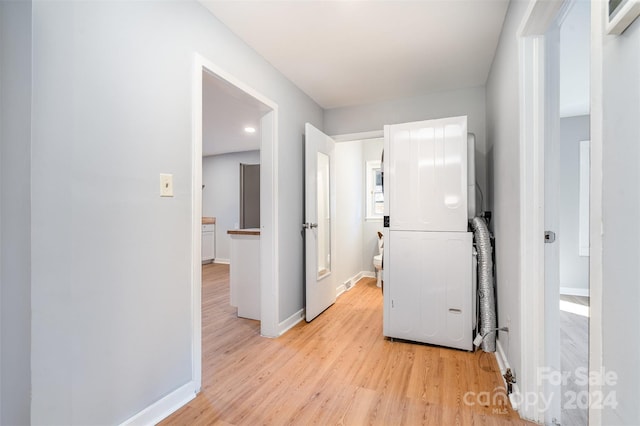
[560,0,591,117]
[202,151,260,262]
[324,86,489,212]
[334,141,364,287]
[0,1,31,424]
[361,139,385,273]
[30,1,322,424]
[485,0,530,396]
[599,7,640,424]
[559,115,590,294]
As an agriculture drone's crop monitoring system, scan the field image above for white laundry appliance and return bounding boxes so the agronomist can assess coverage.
[382,116,474,351]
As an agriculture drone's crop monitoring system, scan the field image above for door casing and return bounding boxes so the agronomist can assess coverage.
[191,53,280,394]
[517,1,603,424]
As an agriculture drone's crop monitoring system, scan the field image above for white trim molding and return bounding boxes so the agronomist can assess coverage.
[518,0,572,422]
[588,2,605,425]
[607,0,640,34]
[191,54,205,395]
[518,31,547,423]
[560,286,590,297]
[335,271,375,297]
[193,53,280,342]
[331,130,383,143]
[494,340,522,412]
[119,381,197,426]
[277,309,305,336]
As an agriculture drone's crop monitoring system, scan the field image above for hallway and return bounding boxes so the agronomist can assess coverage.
[161,263,530,425]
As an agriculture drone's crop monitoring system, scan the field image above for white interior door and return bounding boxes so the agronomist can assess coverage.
[304,123,336,322]
[544,25,562,426]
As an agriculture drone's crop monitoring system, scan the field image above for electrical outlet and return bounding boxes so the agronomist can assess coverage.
[160,173,173,197]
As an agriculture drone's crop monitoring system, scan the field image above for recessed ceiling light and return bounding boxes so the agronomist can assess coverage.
[244,126,256,133]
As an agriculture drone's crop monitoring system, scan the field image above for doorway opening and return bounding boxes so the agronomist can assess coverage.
[518,0,600,424]
[191,54,279,390]
[557,2,591,424]
[303,130,385,322]
[334,135,385,295]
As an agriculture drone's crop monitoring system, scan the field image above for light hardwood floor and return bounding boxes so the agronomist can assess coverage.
[560,295,589,426]
[161,263,532,425]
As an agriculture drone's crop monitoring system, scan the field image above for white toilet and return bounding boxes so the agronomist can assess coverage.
[373,232,383,288]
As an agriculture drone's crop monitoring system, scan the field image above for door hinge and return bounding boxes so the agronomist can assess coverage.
[384,216,390,227]
[544,231,556,243]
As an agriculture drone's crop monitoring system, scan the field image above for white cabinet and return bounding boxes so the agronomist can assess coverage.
[228,229,260,320]
[202,223,215,262]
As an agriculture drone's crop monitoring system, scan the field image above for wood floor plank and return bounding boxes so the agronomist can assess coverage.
[160,263,533,425]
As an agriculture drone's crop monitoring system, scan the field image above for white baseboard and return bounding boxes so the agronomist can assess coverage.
[560,286,589,297]
[120,381,197,426]
[213,258,230,265]
[494,339,522,413]
[336,271,376,296]
[278,308,305,335]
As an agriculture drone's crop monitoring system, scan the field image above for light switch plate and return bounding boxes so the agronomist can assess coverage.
[160,173,173,197]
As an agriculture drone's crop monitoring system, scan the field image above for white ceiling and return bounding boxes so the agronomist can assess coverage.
[202,70,270,156]
[201,0,510,109]
[201,0,511,155]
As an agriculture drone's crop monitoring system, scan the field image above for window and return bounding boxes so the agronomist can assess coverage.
[366,160,384,220]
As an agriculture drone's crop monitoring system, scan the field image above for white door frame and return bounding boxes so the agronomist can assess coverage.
[518,1,567,422]
[518,1,604,424]
[191,53,280,390]
[588,2,604,425]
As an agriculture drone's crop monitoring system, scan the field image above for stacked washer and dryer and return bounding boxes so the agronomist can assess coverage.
[382,116,482,351]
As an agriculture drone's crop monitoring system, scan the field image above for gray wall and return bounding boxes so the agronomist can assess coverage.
[30,1,322,424]
[203,151,260,262]
[0,1,32,424]
[324,86,489,212]
[335,141,364,286]
[601,11,640,425]
[485,0,529,396]
[559,115,590,294]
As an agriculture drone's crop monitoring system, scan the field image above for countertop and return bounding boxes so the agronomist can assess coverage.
[227,228,261,236]
[202,217,216,224]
